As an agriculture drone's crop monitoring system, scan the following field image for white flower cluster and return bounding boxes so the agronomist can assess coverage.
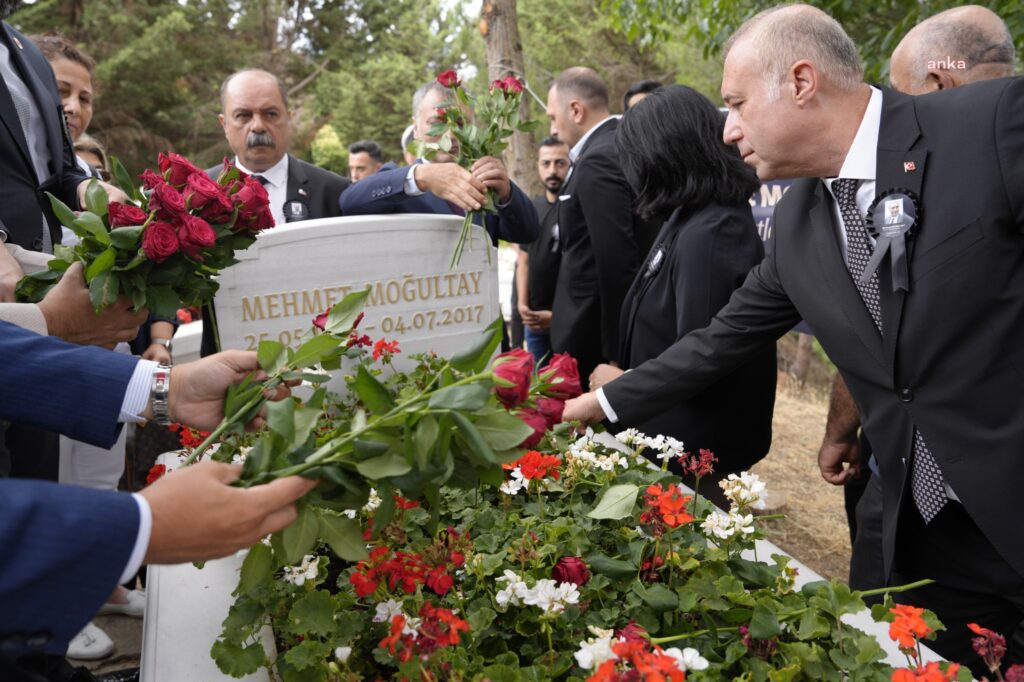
[499,468,526,496]
[372,598,420,636]
[573,626,618,670]
[566,436,630,472]
[614,429,684,462]
[720,472,768,510]
[333,646,351,663]
[700,510,756,540]
[230,446,252,466]
[664,646,710,672]
[282,554,320,586]
[342,487,384,518]
[495,571,580,615]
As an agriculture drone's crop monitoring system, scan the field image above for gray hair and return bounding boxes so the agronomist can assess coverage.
[552,67,610,111]
[220,69,289,112]
[725,5,863,100]
[411,81,453,120]
[914,15,1015,83]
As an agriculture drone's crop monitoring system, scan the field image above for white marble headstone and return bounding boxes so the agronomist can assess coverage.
[212,214,499,390]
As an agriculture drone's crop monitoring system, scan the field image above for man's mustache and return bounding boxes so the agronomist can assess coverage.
[545,175,563,186]
[247,132,275,148]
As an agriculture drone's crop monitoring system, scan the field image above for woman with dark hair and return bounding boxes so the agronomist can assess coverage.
[589,84,777,508]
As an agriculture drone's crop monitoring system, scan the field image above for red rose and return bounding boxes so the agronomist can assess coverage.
[502,75,524,94]
[552,556,590,586]
[184,172,234,224]
[490,79,505,92]
[141,221,180,263]
[177,214,216,259]
[617,621,647,644]
[516,407,547,448]
[107,201,149,228]
[149,182,187,221]
[492,348,534,408]
[437,69,460,88]
[140,168,164,190]
[158,152,203,187]
[216,157,248,185]
[146,464,167,485]
[535,396,564,428]
[250,205,275,234]
[539,353,582,399]
[313,310,328,331]
[232,176,271,230]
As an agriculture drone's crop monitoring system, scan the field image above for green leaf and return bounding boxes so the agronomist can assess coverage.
[237,543,273,595]
[767,664,802,682]
[353,365,395,412]
[257,340,287,375]
[413,415,439,470]
[88,270,119,311]
[473,410,534,451]
[633,582,679,612]
[325,287,370,333]
[317,511,368,561]
[467,606,497,632]
[73,212,110,244]
[450,411,498,465]
[450,316,503,372]
[108,225,145,249]
[356,451,412,479]
[84,179,109,218]
[796,609,831,640]
[210,639,265,677]
[144,285,180,318]
[282,639,330,674]
[280,504,318,564]
[85,247,117,281]
[46,191,79,228]
[265,398,296,444]
[587,484,640,519]
[428,382,491,411]
[288,590,336,636]
[586,553,637,578]
[289,333,340,369]
[111,157,141,202]
[749,601,782,639]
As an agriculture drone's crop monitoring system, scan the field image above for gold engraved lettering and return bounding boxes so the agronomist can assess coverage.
[301,289,323,316]
[401,276,418,302]
[324,287,339,308]
[281,291,299,318]
[468,271,482,294]
[385,279,402,304]
[456,273,472,296]
[367,282,385,306]
[265,293,281,319]
[242,296,266,322]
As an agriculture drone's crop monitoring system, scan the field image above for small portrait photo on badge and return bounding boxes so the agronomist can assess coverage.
[867,190,919,239]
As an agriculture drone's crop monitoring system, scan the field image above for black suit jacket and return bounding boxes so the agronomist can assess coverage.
[550,118,657,379]
[0,23,88,250]
[604,79,1024,579]
[617,203,775,472]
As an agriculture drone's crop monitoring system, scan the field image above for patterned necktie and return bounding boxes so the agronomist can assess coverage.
[8,79,52,252]
[832,178,947,522]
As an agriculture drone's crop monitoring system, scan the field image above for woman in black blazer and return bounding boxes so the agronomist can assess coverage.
[591,85,777,508]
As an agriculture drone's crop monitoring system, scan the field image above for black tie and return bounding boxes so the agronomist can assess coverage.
[832,178,947,523]
[252,175,268,186]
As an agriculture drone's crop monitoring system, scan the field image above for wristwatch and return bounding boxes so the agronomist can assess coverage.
[151,337,173,353]
[151,364,172,426]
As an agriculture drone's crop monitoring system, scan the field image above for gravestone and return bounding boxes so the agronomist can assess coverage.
[212,214,500,391]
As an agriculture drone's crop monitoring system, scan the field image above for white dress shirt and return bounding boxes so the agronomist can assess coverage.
[236,155,289,228]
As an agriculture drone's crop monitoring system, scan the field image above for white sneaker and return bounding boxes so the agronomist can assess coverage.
[97,588,146,618]
[66,622,114,660]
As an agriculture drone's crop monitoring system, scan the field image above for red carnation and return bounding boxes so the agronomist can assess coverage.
[158,152,204,188]
[177,214,216,259]
[149,182,187,221]
[535,396,564,428]
[539,353,582,399]
[493,348,534,408]
[552,556,590,586]
[516,408,547,448]
[436,69,460,88]
[107,201,149,228]
[141,221,180,263]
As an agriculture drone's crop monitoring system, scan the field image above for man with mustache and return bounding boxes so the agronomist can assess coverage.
[515,136,570,362]
[212,69,349,227]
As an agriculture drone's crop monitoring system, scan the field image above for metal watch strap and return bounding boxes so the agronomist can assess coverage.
[151,364,172,426]
[151,338,173,351]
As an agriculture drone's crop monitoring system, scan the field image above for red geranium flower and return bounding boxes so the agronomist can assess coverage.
[146,464,166,485]
[889,604,932,652]
[372,338,401,362]
[644,483,694,528]
[512,450,561,481]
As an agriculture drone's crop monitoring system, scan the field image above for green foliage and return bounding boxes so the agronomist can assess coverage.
[309,124,347,176]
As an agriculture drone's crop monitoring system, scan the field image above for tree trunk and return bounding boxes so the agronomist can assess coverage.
[790,332,814,386]
[480,0,542,198]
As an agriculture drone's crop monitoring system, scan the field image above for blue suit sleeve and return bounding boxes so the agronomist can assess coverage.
[0,321,138,447]
[482,182,540,245]
[0,479,140,654]
[339,165,412,215]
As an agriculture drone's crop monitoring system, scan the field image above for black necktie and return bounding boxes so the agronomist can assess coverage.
[833,178,947,523]
[252,175,268,186]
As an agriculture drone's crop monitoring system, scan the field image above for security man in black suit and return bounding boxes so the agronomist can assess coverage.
[544,67,657,381]
[566,5,1024,674]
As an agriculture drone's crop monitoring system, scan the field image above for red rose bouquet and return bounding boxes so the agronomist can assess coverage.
[427,69,536,267]
[16,153,273,317]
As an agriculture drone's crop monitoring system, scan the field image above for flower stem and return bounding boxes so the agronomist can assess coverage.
[650,626,740,644]
[858,578,934,597]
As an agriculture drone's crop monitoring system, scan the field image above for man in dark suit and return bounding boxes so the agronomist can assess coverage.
[0,320,315,679]
[565,5,1024,673]
[339,80,539,247]
[544,67,656,381]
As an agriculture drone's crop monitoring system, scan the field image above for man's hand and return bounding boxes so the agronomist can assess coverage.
[562,391,607,425]
[471,156,512,203]
[37,262,148,346]
[140,461,318,564]
[818,437,862,485]
[413,163,486,212]
[588,363,624,392]
[143,343,172,365]
[0,245,25,302]
[77,178,130,207]
[164,350,290,431]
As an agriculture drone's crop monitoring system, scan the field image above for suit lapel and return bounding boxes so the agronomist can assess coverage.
[6,28,62,175]
[810,180,887,368]
[875,89,925,372]
[285,154,308,201]
[0,26,34,172]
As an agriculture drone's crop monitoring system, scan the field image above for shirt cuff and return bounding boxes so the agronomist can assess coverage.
[119,359,159,423]
[596,387,619,424]
[119,493,153,583]
[404,165,424,197]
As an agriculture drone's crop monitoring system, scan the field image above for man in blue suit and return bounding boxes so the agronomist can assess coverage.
[340,80,540,247]
[0,320,315,675]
